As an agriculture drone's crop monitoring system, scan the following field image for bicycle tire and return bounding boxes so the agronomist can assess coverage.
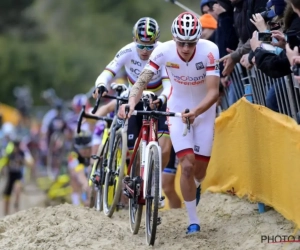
[145,146,160,246]
[103,129,127,217]
[90,138,109,211]
[129,141,143,234]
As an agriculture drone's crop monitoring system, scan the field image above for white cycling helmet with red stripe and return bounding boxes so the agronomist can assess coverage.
[171,12,202,41]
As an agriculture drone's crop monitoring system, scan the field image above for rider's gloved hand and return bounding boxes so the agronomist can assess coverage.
[118,103,135,119]
[92,84,108,99]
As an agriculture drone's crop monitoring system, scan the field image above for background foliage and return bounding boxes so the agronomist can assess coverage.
[0,0,200,105]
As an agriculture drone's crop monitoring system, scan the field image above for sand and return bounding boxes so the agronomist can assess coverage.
[0,191,299,250]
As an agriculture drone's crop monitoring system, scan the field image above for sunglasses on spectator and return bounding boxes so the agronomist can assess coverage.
[175,40,198,48]
[135,43,156,51]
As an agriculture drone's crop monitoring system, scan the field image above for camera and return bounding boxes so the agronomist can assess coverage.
[292,64,300,76]
[257,32,272,43]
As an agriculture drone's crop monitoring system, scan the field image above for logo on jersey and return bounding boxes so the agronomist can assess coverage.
[166,62,180,69]
[116,48,132,58]
[173,74,206,85]
[131,59,142,66]
[194,145,200,153]
[207,52,215,65]
[128,134,134,140]
[154,53,163,61]
[130,67,140,75]
[195,62,204,70]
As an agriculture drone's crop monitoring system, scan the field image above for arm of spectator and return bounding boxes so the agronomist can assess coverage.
[250,31,262,51]
[271,30,286,49]
[219,48,236,76]
[231,40,252,64]
[250,14,267,32]
[254,49,291,78]
[240,53,253,69]
[285,43,300,65]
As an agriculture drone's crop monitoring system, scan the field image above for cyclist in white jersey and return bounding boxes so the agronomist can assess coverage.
[118,12,220,234]
[93,17,173,175]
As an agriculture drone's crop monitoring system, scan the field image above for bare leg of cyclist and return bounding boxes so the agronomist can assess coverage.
[162,146,181,208]
[13,181,22,212]
[95,100,116,117]
[162,174,181,208]
[3,196,10,216]
[70,173,81,206]
[194,157,208,185]
[179,152,209,233]
[179,152,199,229]
[158,136,172,170]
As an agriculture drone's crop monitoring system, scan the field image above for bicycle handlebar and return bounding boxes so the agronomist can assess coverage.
[124,105,191,135]
[91,87,129,114]
[77,105,113,134]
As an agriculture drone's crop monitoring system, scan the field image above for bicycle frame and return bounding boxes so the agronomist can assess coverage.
[125,113,162,204]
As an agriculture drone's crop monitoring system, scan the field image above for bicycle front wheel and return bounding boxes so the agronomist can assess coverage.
[129,141,143,234]
[90,139,109,211]
[145,146,160,246]
[103,130,127,217]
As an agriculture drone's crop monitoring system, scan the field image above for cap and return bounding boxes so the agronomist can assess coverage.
[199,14,217,30]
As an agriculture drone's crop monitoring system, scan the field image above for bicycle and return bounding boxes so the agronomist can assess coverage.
[122,94,190,246]
[77,83,128,216]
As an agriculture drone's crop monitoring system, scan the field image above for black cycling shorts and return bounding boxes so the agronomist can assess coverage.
[163,146,178,174]
[127,102,169,150]
[3,171,23,197]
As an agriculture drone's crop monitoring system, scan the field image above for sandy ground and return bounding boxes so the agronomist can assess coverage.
[0,179,45,219]
[0,191,299,250]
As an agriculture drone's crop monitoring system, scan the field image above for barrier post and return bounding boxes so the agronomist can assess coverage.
[244,82,266,214]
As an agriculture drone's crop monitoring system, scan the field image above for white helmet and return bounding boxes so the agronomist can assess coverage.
[2,122,15,139]
[171,12,202,41]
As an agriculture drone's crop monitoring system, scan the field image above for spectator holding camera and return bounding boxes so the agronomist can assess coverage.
[219,0,268,76]
[249,1,300,78]
[240,0,286,69]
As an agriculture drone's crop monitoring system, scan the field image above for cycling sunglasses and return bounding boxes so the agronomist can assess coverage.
[175,40,198,48]
[135,43,156,51]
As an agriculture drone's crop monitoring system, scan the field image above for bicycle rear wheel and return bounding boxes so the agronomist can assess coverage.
[129,142,143,234]
[89,139,109,211]
[145,146,160,246]
[103,130,127,217]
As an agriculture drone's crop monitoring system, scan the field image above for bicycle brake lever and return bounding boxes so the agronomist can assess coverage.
[77,105,86,134]
[125,105,130,119]
[182,108,190,136]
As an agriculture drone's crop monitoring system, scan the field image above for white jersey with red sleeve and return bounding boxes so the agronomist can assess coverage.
[95,42,170,99]
[144,39,220,157]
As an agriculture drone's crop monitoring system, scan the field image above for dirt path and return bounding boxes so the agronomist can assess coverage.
[0,192,299,250]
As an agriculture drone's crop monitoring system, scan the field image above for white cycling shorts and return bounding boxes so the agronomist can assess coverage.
[167,105,216,158]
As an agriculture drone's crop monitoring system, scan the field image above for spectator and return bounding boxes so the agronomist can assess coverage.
[211,0,239,106]
[213,0,239,77]
[201,0,218,19]
[249,2,300,78]
[199,13,217,41]
[248,1,300,113]
[219,0,268,76]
